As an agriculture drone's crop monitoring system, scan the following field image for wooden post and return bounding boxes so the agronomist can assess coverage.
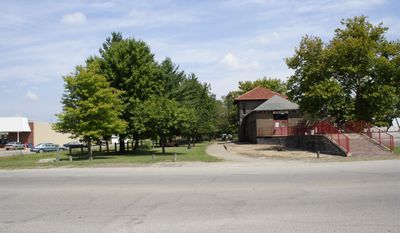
[114,143,117,152]
[152,154,155,160]
[379,130,381,144]
[69,147,72,156]
[80,145,83,153]
[69,156,72,162]
[173,153,177,162]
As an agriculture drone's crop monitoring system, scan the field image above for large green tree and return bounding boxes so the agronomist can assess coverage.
[176,73,218,141]
[286,16,400,126]
[98,32,161,151]
[238,77,287,94]
[142,96,191,154]
[54,61,126,158]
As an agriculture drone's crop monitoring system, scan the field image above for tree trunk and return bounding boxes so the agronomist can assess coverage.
[161,136,166,154]
[134,139,139,150]
[119,137,125,153]
[106,141,109,153]
[88,139,93,160]
[187,136,191,149]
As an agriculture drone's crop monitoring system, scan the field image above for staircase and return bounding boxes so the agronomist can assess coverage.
[345,133,393,157]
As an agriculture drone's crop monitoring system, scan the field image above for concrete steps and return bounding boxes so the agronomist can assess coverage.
[345,133,393,156]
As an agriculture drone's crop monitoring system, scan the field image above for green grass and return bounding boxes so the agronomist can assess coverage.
[0,142,219,169]
[395,147,400,155]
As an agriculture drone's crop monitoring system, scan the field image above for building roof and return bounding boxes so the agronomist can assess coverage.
[253,95,299,111]
[0,117,31,132]
[234,86,286,102]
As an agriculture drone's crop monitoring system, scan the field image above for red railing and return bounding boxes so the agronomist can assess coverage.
[314,121,350,154]
[256,121,350,154]
[257,127,306,137]
[366,126,394,152]
[345,121,394,152]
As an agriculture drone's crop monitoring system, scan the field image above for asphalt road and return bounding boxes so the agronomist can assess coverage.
[1,160,400,233]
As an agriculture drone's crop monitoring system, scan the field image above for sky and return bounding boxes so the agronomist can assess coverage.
[1,0,400,122]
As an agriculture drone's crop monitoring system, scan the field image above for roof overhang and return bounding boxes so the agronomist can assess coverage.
[0,117,31,132]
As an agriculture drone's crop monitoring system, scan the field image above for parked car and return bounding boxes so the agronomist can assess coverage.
[30,143,63,153]
[4,141,25,150]
[63,141,86,148]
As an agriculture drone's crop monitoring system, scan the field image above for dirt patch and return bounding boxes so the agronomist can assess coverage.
[224,142,399,162]
[226,143,330,160]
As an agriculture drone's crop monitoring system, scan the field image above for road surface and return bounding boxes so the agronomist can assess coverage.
[1,159,400,233]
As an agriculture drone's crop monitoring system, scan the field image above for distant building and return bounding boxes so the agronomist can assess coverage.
[234,87,301,143]
[0,117,31,146]
[0,117,73,148]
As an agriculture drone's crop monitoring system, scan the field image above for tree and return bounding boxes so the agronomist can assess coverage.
[286,16,400,126]
[176,73,219,141]
[98,33,161,151]
[219,91,241,136]
[142,96,189,154]
[238,77,287,94]
[158,57,186,99]
[54,61,126,158]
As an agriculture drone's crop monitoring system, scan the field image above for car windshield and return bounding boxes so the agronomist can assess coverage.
[7,141,17,144]
[36,143,44,147]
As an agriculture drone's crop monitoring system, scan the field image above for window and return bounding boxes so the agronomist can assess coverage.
[273,114,288,120]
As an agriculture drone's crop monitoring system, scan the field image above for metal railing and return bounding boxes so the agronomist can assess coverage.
[314,121,350,154]
[366,126,395,152]
[345,121,394,152]
[256,127,305,137]
[256,121,350,154]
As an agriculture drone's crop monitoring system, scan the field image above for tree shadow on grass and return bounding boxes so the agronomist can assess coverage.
[95,149,185,157]
[68,149,184,160]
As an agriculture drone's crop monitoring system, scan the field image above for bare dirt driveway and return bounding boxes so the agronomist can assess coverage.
[1,145,400,233]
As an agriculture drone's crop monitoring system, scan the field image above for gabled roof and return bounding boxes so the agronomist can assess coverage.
[234,86,286,103]
[0,117,31,132]
[253,95,298,111]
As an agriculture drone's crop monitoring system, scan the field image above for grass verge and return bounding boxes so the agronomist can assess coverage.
[0,142,219,169]
[395,147,400,155]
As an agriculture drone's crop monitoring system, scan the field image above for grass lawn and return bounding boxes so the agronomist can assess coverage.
[395,147,400,155]
[0,142,219,169]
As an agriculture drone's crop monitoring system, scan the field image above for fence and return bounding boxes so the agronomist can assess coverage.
[313,121,350,154]
[345,121,394,152]
[256,127,306,137]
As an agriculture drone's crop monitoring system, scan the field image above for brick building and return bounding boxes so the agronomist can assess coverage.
[234,87,301,143]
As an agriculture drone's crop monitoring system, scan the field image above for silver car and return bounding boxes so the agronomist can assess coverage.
[30,143,63,153]
[4,141,25,150]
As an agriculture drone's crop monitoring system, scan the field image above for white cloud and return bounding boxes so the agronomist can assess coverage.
[221,52,240,68]
[221,52,260,70]
[25,90,38,101]
[254,31,281,45]
[60,12,87,25]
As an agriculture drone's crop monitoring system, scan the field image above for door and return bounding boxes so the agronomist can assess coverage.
[273,120,288,136]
